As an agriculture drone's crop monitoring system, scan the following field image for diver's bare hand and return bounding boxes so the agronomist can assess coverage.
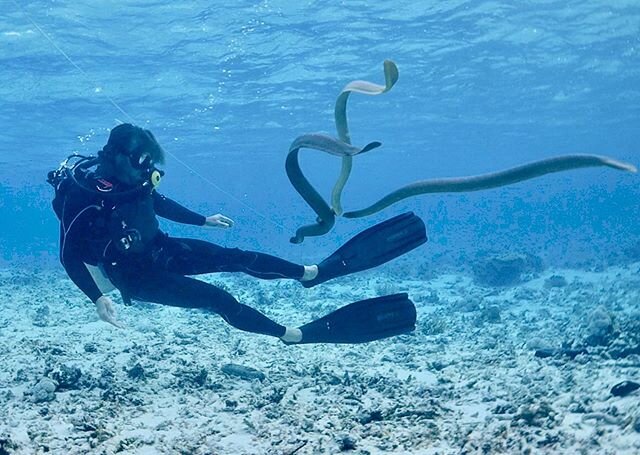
[204,213,234,228]
[95,296,124,328]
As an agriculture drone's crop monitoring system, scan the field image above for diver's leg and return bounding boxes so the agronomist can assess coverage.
[126,271,288,338]
[160,237,307,280]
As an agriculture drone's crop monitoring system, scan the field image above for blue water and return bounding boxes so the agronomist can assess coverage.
[1,0,639,269]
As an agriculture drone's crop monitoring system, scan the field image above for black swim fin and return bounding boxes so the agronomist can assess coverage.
[292,293,417,344]
[302,212,427,288]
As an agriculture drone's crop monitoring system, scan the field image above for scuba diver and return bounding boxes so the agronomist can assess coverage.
[48,123,427,344]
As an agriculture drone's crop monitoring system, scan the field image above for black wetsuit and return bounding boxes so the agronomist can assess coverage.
[57,171,304,337]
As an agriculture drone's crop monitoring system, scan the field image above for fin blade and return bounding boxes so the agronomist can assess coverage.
[296,293,416,344]
[303,212,427,288]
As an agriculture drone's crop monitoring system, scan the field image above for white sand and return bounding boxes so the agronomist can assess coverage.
[0,263,638,454]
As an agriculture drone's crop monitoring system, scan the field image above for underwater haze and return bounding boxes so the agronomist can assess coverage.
[1,1,640,454]
[1,0,638,268]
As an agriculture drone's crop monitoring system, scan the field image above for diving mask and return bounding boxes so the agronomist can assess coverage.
[126,151,164,188]
[130,151,152,170]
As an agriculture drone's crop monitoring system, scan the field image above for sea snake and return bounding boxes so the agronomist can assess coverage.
[285,61,637,243]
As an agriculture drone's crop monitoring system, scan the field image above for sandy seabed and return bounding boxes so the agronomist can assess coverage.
[0,262,638,455]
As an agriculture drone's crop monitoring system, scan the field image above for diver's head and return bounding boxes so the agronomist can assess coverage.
[99,123,165,186]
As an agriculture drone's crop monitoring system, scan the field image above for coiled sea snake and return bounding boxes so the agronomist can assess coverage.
[285,60,637,244]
